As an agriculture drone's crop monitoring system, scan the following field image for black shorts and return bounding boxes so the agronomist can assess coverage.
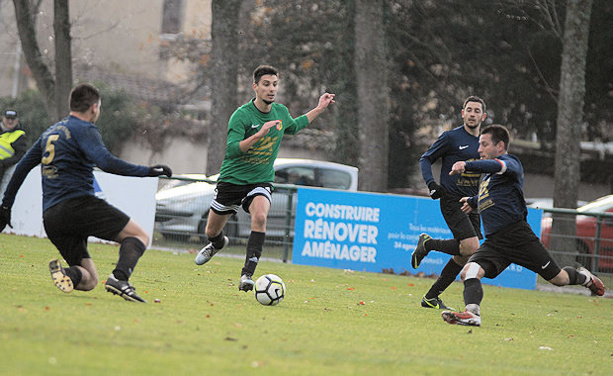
[43,195,130,266]
[468,220,562,280]
[440,196,482,241]
[210,181,273,215]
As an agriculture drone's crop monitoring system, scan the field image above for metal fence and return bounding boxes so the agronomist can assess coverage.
[152,175,298,262]
[152,176,612,275]
[540,208,613,275]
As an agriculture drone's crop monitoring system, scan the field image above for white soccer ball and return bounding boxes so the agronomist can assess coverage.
[254,274,286,306]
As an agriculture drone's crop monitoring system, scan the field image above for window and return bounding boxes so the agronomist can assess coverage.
[161,0,184,35]
[319,169,351,190]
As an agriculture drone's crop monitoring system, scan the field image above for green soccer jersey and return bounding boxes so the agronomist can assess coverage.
[218,99,309,185]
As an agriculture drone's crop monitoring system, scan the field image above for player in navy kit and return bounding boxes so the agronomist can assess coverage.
[411,96,486,310]
[441,124,605,326]
[0,83,172,303]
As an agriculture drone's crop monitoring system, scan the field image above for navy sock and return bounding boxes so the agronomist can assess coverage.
[563,266,588,285]
[208,231,225,249]
[427,238,461,256]
[113,237,146,281]
[463,278,483,307]
[424,259,463,300]
[65,266,82,287]
[241,231,265,277]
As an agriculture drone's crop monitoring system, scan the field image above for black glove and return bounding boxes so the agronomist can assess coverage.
[0,206,12,232]
[148,164,173,178]
[427,181,445,200]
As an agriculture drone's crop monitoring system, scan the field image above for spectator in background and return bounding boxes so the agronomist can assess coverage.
[0,110,27,195]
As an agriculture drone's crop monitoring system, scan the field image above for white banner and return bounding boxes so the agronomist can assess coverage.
[3,166,158,246]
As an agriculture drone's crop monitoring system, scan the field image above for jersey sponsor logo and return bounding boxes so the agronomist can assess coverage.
[251,124,260,129]
[459,145,469,150]
[250,135,279,156]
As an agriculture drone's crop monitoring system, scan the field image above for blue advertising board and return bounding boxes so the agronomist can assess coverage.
[292,188,542,290]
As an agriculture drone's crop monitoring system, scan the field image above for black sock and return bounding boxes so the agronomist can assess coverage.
[424,259,463,300]
[241,231,265,277]
[463,278,483,307]
[113,237,146,281]
[65,266,83,287]
[563,266,588,285]
[427,239,461,256]
[208,231,225,249]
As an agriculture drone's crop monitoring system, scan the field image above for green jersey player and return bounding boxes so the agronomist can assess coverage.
[195,65,335,292]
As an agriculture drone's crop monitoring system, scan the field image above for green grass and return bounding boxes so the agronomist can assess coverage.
[1,233,612,375]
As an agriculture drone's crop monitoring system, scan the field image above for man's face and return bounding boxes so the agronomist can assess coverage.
[253,74,278,104]
[462,101,486,129]
[478,133,504,159]
[2,116,18,130]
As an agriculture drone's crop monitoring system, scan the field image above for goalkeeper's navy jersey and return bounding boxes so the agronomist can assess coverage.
[465,154,527,237]
[420,125,480,198]
[2,115,149,212]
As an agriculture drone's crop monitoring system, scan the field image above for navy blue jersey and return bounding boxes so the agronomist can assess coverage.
[420,126,480,198]
[3,115,149,211]
[465,154,527,236]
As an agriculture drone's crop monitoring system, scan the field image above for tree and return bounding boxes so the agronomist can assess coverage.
[12,0,72,121]
[53,0,72,121]
[207,0,242,175]
[551,0,593,266]
[355,0,389,192]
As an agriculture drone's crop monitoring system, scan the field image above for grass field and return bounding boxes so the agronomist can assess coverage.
[1,233,612,375]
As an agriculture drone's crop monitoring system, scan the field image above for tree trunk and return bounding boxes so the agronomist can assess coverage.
[53,0,72,121]
[355,0,389,192]
[331,1,359,168]
[550,0,593,267]
[207,0,241,175]
[13,0,57,120]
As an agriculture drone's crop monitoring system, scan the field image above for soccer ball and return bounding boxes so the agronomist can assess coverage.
[254,274,286,306]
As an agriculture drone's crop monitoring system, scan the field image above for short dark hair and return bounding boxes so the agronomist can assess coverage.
[253,65,279,84]
[463,96,486,114]
[69,83,100,113]
[482,124,510,151]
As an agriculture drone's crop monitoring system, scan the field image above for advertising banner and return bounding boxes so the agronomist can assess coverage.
[292,188,541,290]
[4,166,158,246]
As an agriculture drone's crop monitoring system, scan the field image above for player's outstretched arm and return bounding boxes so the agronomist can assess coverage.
[305,93,335,123]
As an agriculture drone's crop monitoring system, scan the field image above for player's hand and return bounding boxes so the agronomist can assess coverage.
[317,93,336,109]
[450,161,466,175]
[427,182,445,200]
[459,197,473,213]
[259,120,280,136]
[148,164,173,178]
[0,206,12,231]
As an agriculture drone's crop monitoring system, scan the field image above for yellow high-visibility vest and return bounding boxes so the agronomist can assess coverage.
[0,130,25,160]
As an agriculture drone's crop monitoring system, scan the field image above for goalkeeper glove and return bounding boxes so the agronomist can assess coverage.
[148,165,173,178]
[427,182,445,200]
[0,206,12,231]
